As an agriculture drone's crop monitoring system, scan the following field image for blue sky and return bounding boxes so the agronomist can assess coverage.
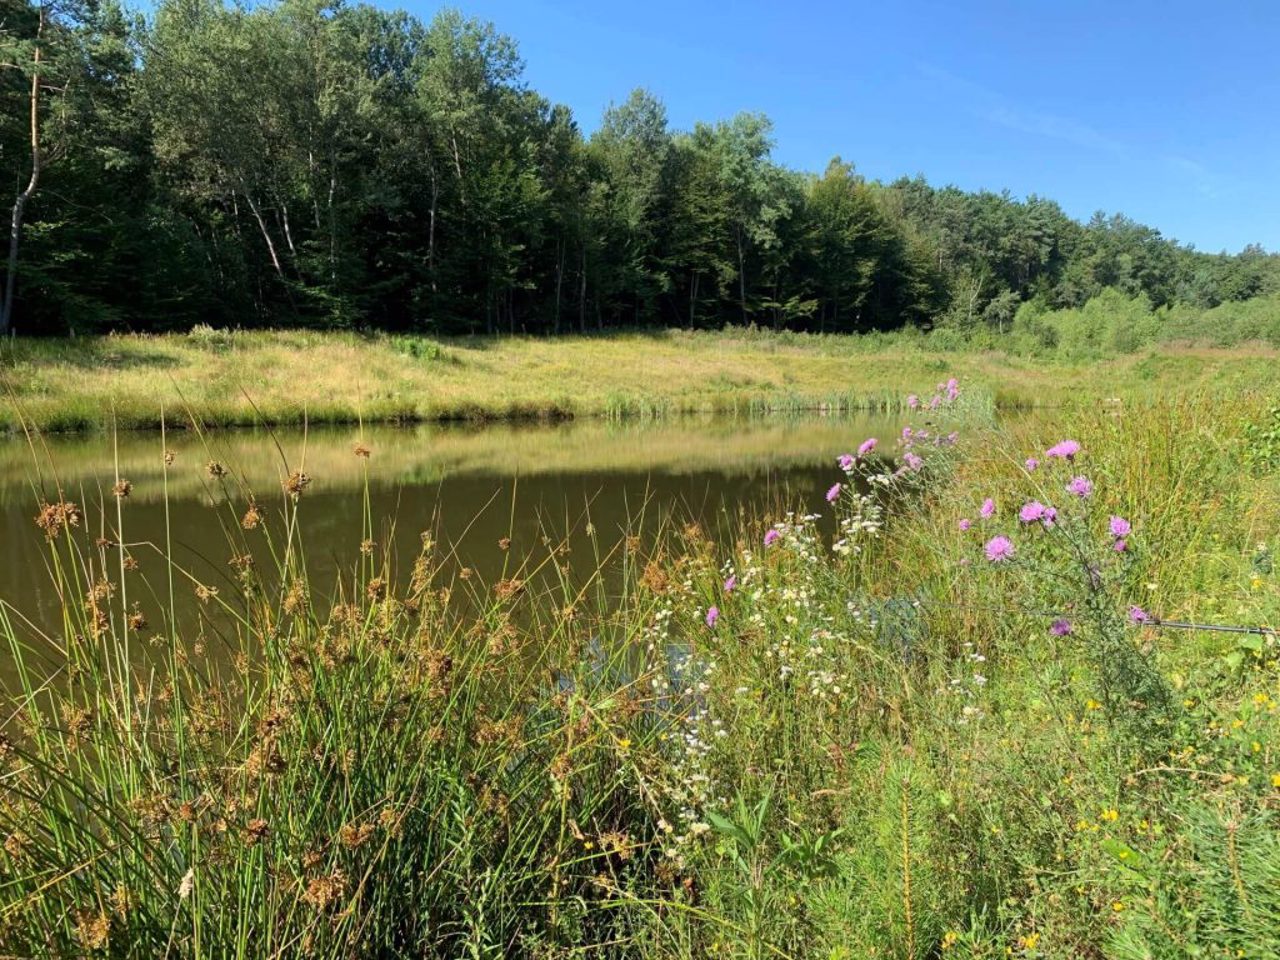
[405,0,1280,253]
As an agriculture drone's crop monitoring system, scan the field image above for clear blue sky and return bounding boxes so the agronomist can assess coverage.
[405,0,1279,253]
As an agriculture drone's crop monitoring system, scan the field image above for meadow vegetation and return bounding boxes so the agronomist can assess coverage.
[1,374,1278,958]
[2,319,1279,433]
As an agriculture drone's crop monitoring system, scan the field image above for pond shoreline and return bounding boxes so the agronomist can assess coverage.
[2,329,1274,435]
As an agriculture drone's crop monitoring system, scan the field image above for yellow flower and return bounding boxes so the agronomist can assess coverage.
[1019,931,1041,950]
[941,930,960,950]
[1271,772,1280,788]
[1085,699,1102,711]
[1112,900,1125,912]
[618,738,631,750]
[1101,808,1119,822]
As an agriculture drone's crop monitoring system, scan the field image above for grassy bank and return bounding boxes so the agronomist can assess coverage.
[2,327,1278,432]
[2,379,1280,957]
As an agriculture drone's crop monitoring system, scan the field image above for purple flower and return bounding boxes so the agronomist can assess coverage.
[980,498,996,519]
[945,377,960,401]
[723,575,737,594]
[907,394,920,409]
[1025,457,1039,472]
[928,395,942,410]
[1129,605,1151,625]
[1066,476,1093,498]
[706,606,719,629]
[1113,539,1128,553]
[1109,515,1131,538]
[838,453,856,471]
[903,452,924,472]
[826,483,842,503]
[763,529,781,548]
[1050,618,1073,637]
[1019,501,1048,524]
[1046,440,1081,461]
[1042,506,1058,528]
[858,437,878,457]
[984,536,1016,562]
[959,518,972,531]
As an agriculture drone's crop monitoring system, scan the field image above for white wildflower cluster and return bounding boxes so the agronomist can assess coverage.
[833,491,883,556]
[643,602,723,864]
[937,640,989,724]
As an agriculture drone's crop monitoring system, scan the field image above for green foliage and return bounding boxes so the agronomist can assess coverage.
[3,0,1278,338]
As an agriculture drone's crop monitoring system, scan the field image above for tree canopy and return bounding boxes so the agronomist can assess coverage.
[2,0,1276,336]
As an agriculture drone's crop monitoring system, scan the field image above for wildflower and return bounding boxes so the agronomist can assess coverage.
[838,453,855,471]
[959,518,971,531]
[705,606,719,629]
[946,377,960,401]
[723,575,737,593]
[764,529,781,548]
[985,536,1015,562]
[825,483,842,503]
[1113,539,1128,552]
[1066,475,1093,498]
[858,437,878,457]
[1025,457,1039,471]
[907,394,920,409]
[1050,619,1072,637]
[980,498,996,519]
[1045,439,1081,461]
[1019,501,1048,524]
[1129,605,1152,625]
[1100,808,1119,822]
[1042,506,1058,528]
[1109,515,1132,538]
[903,452,924,472]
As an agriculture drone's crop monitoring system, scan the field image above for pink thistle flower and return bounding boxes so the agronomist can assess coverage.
[1066,476,1093,498]
[1045,440,1081,461]
[1025,457,1040,472]
[907,394,920,409]
[826,483,842,503]
[1042,506,1058,528]
[959,518,972,531]
[763,529,781,548]
[1109,515,1131,538]
[1019,501,1048,524]
[984,536,1015,562]
[1050,619,1072,637]
[857,437,878,457]
[706,606,719,629]
[838,453,856,471]
[980,498,996,519]
[1113,539,1128,552]
[1129,605,1151,625]
[903,452,924,472]
[723,575,737,593]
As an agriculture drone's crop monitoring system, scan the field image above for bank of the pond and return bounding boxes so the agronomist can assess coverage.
[2,328,1277,433]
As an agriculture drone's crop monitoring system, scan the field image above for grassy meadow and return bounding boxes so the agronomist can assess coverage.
[2,357,1280,956]
[1,325,1279,432]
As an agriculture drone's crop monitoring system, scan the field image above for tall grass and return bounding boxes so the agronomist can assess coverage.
[3,383,1280,957]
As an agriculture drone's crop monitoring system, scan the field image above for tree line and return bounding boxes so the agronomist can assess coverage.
[3,0,1277,337]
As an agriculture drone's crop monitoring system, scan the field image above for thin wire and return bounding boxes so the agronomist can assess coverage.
[878,596,1278,637]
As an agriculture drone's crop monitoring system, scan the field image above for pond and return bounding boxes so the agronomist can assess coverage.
[0,414,901,642]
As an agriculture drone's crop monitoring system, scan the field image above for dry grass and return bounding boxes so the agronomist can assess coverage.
[1,328,1277,433]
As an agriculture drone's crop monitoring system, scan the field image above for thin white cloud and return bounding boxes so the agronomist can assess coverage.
[916,61,1123,156]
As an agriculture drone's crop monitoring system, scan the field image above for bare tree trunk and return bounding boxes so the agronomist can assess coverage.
[1,18,44,337]
[244,192,286,280]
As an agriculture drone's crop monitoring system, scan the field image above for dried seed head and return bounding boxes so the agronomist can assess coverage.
[353,442,371,459]
[206,460,227,479]
[283,471,311,499]
[241,501,263,530]
[112,479,133,499]
[35,500,82,540]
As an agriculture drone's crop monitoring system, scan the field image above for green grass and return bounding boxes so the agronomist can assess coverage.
[2,380,1280,957]
[2,326,1279,433]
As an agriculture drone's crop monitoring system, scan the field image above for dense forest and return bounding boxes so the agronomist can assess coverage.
[3,0,1278,338]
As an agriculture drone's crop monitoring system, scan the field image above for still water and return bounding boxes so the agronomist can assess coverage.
[0,415,900,635]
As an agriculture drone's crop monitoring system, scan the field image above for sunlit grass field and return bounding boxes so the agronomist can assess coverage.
[2,366,1279,956]
[2,326,1277,431]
